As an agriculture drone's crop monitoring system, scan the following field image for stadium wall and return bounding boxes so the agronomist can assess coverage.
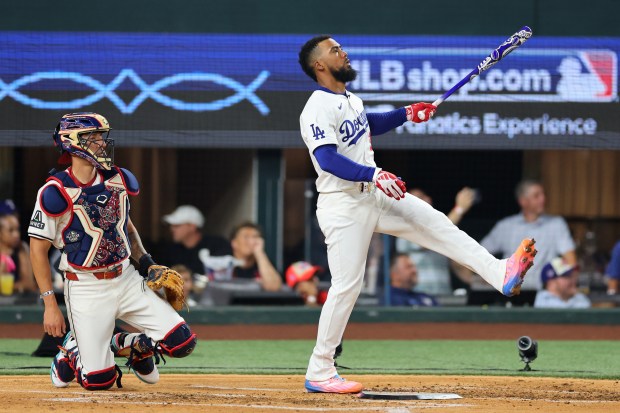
[2,1,619,36]
[1,306,619,325]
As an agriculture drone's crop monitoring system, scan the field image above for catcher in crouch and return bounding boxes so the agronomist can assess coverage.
[28,112,196,390]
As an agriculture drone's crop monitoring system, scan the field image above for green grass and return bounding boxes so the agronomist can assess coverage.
[1,339,619,379]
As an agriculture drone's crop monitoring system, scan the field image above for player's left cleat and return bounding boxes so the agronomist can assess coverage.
[111,332,160,384]
[305,374,363,394]
[503,238,537,296]
[50,331,78,388]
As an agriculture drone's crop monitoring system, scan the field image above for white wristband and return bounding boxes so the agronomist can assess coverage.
[39,290,54,299]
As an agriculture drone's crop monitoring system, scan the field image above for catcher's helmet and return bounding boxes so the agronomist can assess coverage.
[52,112,114,170]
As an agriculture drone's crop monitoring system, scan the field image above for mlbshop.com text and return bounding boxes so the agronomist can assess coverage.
[395,112,597,138]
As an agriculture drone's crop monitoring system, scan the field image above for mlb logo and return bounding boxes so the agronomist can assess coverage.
[557,51,617,102]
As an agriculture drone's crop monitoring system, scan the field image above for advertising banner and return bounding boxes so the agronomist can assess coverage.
[0,32,618,148]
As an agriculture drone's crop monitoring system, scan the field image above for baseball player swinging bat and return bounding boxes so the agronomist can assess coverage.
[419,26,533,120]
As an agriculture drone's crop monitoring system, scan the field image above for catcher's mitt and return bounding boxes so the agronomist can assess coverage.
[146,265,185,311]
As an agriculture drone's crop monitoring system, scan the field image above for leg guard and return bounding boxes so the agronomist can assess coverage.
[76,365,122,391]
[110,332,159,384]
[50,332,77,388]
[51,354,76,387]
[159,323,197,358]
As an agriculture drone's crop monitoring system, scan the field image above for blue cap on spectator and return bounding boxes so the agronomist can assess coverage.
[541,257,577,285]
[0,199,16,215]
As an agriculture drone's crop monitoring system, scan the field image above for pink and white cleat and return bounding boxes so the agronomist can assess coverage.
[305,374,363,394]
[503,238,537,296]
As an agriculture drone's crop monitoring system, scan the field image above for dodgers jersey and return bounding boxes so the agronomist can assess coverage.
[300,88,376,193]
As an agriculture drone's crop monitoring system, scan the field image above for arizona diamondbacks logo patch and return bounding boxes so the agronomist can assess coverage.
[29,210,45,229]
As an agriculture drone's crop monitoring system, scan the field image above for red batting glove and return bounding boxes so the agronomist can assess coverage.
[405,102,436,123]
[374,170,407,200]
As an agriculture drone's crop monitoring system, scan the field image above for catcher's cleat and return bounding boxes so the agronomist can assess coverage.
[111,333,160,384]
[503,238,537,296]
[50,331,77,388]
[305,374,363,394]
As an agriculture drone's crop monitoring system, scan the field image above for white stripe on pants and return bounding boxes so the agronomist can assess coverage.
[306,190,505,381]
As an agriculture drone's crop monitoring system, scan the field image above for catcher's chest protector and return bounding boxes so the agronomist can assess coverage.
[45,169,131,269]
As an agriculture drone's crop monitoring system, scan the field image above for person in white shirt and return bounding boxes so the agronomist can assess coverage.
[481,180,576,291]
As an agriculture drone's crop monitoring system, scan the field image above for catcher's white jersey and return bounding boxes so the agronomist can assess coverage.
[299,88,376,193]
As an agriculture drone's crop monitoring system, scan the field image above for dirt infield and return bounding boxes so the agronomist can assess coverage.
[3,322,619,412]
[0,374,618,413]
[3,322,620,340]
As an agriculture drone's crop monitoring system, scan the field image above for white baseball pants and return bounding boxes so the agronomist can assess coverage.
[306,189,505,381]
[65,264,185,375]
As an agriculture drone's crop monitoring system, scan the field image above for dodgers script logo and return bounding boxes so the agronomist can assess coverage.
[339,111,369,146]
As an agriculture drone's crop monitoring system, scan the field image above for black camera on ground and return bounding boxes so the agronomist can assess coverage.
[517,336,538,371]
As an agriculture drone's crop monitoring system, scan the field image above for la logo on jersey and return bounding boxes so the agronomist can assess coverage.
[311,124,326,140]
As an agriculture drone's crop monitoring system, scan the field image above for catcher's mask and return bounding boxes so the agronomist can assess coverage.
[52,112,114,170]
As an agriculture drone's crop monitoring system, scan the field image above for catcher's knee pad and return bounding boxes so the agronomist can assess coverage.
[159,323,196,358]
[76,365,121,391]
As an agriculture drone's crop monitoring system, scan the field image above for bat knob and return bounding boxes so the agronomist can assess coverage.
[418,110,426,121]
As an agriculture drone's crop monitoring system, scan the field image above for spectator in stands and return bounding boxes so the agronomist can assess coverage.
[0,252,16,296]
[170,264,198,308]
[160,205,231,275]
[534,257,591,308]
[0,200,36,294]
[394,187,477,295]
[230,222,282,292]
[285,261,328,306]
[481,180,576,291]
[382,253,438,307]
[604,240,620,295]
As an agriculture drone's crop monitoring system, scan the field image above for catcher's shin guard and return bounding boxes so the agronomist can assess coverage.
[76,365,122,391]
[159,322,197,358]
[111,333,159,384]
[50,331,77,388]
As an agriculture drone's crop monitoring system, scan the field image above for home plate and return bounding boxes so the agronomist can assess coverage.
[358,391,462,400]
